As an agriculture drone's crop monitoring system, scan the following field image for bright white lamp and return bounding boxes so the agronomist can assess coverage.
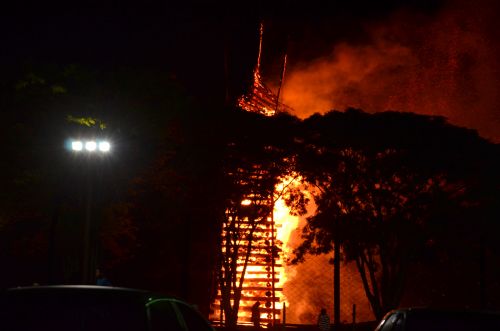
[85,141,97,151]
[72,141,83,151]
[98,141,110,152]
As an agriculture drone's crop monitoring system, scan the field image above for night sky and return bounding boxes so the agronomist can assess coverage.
[0,0,499,320]
[1,0,498,140]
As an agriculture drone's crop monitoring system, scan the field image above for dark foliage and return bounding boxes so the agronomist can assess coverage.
[290,109,499,319]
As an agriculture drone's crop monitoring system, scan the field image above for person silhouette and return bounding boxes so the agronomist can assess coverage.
[317,308,330,331]
[251,301,261,329]
[95,268,112,286]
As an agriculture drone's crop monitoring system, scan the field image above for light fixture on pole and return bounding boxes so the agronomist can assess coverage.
[68,138,111,284]
[70,139,111,153]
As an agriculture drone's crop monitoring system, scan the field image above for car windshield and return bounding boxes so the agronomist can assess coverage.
[406,310,500,331]
[0,290,147,331]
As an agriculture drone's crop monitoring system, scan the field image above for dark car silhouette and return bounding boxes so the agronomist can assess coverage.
[0,285,215,331]
[374,307,500,331]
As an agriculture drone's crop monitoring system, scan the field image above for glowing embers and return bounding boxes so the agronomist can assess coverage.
[241,199,252,206]
[237,71,279,117]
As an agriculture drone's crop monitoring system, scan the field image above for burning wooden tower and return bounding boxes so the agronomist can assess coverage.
[238,23,292,117]
[211,23,292,327]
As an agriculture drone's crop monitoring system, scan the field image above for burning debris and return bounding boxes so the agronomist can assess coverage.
[237,23,293,116]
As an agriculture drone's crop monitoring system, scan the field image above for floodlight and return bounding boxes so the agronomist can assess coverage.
[72,141,83,151]
[85,141,97,151]
[98,141,110,152]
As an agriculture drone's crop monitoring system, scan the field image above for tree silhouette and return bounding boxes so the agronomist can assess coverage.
[216,109,297,327]
[290,109,499,319]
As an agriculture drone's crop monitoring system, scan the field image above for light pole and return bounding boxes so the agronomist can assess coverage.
[69,138,111,284]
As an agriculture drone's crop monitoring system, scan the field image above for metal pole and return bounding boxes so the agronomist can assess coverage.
[352,304,356,331]
[83,160,93,284]
[333,235,340,329]
[480,233,486,308]
[48,200,60,284]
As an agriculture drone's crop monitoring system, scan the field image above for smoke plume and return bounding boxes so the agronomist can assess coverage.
[281,0,500,142]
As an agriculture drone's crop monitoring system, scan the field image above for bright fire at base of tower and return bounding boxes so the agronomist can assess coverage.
[209,179,300,327]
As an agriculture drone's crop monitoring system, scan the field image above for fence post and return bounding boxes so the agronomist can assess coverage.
[282,303,287,327]
[352,304,356,331]
[333,236,340,329]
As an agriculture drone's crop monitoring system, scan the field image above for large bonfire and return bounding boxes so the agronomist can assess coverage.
[211,23,372,327]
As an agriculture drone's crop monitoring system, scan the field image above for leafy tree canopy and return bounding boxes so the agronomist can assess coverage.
[290,109,499,318]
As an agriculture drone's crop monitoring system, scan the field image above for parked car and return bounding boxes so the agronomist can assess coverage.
[374,307,500,331]
[0,285,215,331]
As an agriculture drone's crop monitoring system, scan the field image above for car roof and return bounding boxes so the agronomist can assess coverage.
[1,285,173,303]
[386,307,500,317]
